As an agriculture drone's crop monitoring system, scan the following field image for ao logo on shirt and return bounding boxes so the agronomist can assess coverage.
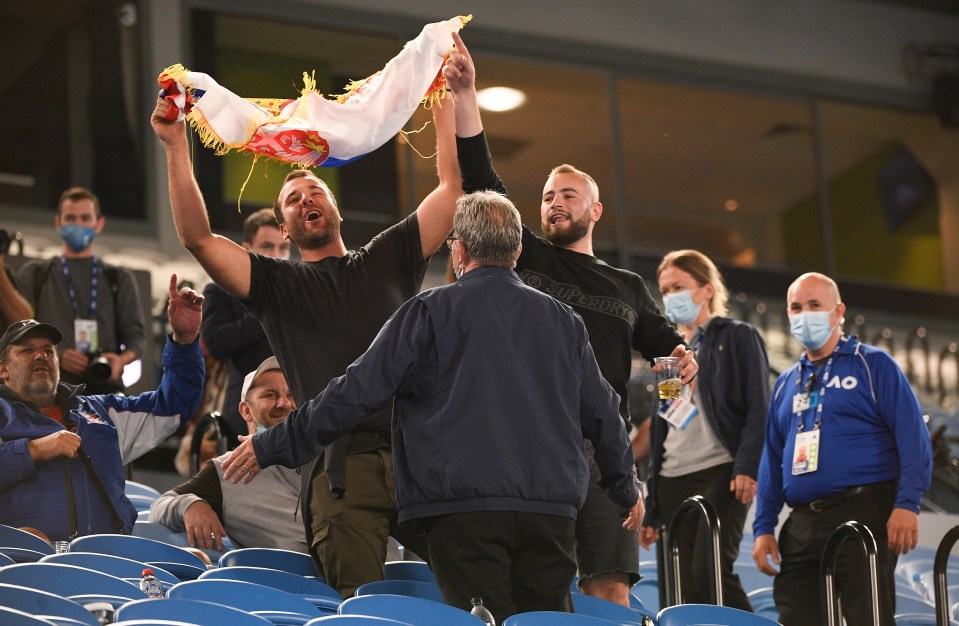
[824,374,858,390]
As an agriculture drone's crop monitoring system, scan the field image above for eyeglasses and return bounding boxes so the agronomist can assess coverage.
[445,236,459,251]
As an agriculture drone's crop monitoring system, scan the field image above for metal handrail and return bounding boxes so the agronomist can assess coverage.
[820,521,880,626]
[906,326,933,395]
[662,495,723,607]
[938,342,959,406]
[933,525,959,626]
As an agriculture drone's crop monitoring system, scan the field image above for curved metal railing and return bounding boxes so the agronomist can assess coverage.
[819,520,880,626]
[933,525,959,626]
[662,495,723,607]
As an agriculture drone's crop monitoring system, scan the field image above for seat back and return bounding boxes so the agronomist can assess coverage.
[218,547,318,576]
[0,582,100,626]
[304,617,415,625]
[0,563,146,608]
[116,598,273,626]
[354,579,444,603]
[125,481,162,500]
[168,579,325,622]
[69,534,207,580]
[382,561,435,584]
[0,606,58,626]
[501,612,619,625]
[40,551,181,587]
[571,592,651,623]
[338,595,480,626]
[0,524,54,562]
[199,566,342,610]
[657,603,781,626]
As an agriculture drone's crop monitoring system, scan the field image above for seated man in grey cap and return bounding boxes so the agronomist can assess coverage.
[150,356,306,553]
[0,275,205,543]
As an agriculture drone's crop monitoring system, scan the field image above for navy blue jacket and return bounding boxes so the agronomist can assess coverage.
[254,266,639,523]
[646,316,770,528]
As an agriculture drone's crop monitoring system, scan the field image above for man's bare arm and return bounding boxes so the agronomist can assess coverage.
[150,96,252,298]
[414,95,462,258]
[0,257,32,324]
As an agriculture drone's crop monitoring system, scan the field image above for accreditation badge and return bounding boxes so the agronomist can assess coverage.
[74,318,99,353]
[657,397,699,430]
[791,429,820,475]
[792,390,819,414]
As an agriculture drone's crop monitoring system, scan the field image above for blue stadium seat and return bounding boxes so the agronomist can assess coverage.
[0,562,147,609]
[382,561,435,584]
[658,603,780,625]
[893,614,959,625]
[896,593,936,615]
[0,606,58,626]
[0,524,54,562]
[116,598,273,626]
[631,577,660,614]
[125,481,162,500]
[501,612,618,625]
[168,579,329,624]
[218,548,319,577]
[354,579,444,603]
[0,582,100,626]
[338,594,479,626]
[69,534,208,581]
[111,620,202,626]
[132,521,234,562]
[571,592,651,624]
[734,561,774,593]
[199,566,341,610]
[305,618,414,625]
[40,551,181,588]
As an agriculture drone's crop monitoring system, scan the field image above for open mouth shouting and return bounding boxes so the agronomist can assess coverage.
[548,212,570,226]
[306,209,322,223]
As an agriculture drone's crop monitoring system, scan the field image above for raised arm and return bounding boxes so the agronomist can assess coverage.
[150,96,252,298]
[413,92,462,258]
[0,260,32,325]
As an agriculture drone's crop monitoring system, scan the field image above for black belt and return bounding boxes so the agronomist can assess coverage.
[797,480,897,513]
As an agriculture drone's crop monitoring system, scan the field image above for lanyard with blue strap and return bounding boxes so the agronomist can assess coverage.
[794,335,848,432]
[60,255,99,318]
[790,336,847,474]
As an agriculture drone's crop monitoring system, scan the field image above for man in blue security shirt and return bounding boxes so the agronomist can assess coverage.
[752,272,932,626]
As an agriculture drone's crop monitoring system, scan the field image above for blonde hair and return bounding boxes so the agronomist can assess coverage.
[657,249,729,316]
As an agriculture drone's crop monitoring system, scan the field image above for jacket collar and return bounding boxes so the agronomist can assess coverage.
[457,266,521,283]
[0,381,84,414]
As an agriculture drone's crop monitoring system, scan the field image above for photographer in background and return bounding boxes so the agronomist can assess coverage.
[0,229,33,327]
[17,188,146,395]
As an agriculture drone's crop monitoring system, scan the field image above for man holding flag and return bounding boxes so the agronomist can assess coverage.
[150,20,466,597]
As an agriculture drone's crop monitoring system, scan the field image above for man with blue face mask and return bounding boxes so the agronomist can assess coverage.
[150,356,305,553]
[752,272,933,626]
[17,188,145,394]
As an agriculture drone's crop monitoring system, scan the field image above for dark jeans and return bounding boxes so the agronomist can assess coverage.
[657,462,752,611]
[774,482,898,626]
[426,511,576,626]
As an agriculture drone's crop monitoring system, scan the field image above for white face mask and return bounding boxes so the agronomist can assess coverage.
[789,308,836,350]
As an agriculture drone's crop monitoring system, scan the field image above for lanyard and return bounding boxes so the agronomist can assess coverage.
[794,336,848,432]
[60,255,99,318]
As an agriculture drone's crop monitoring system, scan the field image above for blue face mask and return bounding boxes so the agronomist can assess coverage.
[59,225,96,253]
[789,309,836,350]
[256,424,267,434]
[663,290,703,326]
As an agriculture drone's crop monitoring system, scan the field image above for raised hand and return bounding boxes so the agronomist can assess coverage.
[167,274,203,344]
[443,31,475,93]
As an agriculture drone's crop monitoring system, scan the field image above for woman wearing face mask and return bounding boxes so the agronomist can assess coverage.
[641,249,770,610]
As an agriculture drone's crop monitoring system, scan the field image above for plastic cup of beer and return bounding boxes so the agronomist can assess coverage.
[653,356,682,400]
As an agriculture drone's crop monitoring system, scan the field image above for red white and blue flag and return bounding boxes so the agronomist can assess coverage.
[158,15,469,167]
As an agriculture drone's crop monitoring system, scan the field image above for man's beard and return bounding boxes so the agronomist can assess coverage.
[12,370,57,405]
[286,215,341,251]
[541,211,591,247]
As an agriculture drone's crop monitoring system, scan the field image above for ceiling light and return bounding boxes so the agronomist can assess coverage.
[724,199,739,212]
[476,87,526,112]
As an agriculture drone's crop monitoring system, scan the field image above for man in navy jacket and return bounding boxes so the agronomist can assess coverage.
[0,275,205,542]
[224,191,644,625]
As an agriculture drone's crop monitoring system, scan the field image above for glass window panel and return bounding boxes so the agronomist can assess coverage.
[814,101,957,291]
[617,79,816,268]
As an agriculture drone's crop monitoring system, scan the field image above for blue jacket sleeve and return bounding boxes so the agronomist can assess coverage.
[753,375,790,537]
[578,332,638,510]
[872,353,932,513]
[106,337,206,463]
[253,299,426,468]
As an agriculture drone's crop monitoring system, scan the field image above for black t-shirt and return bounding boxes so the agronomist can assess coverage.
[516,231,682,426]
[243,213,427,439]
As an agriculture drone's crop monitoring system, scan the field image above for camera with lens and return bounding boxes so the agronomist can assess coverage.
[0,229,10,255]
[87,353,114,383]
